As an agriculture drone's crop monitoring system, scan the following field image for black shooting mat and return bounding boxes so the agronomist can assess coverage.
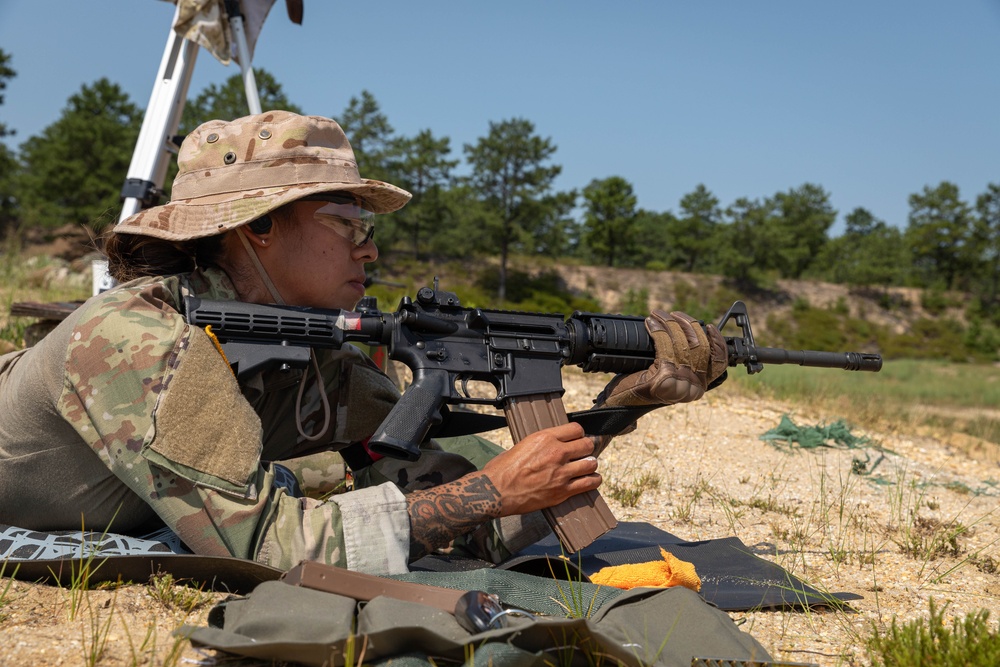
[514,521,861,612]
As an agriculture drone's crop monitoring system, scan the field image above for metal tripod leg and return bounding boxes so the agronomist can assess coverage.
[116,0,263,224]
[92,2,199,294]
[92,3,199,294]
[118,1,199,224]
[97,1,263,294]
[225,0,263,114]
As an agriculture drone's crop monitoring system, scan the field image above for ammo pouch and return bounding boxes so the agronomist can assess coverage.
[181,565,772,667]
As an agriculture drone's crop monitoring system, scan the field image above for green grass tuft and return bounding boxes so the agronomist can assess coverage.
[867,599,1000,666]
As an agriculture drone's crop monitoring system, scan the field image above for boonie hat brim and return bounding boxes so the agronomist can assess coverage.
[115,111,411,241]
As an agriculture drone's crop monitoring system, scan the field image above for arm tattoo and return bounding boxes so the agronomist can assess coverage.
[405,472,502,559]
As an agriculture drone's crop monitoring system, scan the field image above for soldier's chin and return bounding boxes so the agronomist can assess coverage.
[346,281,366,305]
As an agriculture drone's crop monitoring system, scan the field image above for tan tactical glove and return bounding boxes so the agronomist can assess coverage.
[600,310,729,407]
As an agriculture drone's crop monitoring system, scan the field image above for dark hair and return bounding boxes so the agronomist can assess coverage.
[102,230,225,283]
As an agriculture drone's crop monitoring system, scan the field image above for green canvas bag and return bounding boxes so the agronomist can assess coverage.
[180,567,773,667]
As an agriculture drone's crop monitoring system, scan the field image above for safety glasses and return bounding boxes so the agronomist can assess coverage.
[300,195,376,247]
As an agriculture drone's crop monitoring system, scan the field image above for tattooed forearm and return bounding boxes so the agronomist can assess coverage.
[406,472,502,559]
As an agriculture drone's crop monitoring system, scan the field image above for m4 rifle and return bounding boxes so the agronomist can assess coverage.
[186,286,881,551]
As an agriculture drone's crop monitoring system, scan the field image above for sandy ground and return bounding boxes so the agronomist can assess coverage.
[567,372,1000,666]
[1,370,998,666]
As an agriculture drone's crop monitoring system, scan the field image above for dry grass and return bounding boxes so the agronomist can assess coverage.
[0,576,219,666]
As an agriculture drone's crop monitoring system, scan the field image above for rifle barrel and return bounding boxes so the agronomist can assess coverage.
[746,346,883,372]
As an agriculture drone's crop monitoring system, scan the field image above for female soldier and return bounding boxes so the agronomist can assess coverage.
[0,111,727,574]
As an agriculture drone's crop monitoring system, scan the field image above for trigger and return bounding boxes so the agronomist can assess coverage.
[460,376,471,399]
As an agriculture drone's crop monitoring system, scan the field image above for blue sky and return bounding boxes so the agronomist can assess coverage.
[1,1,998,235]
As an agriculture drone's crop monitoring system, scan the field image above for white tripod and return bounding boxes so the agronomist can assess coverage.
[94,0,265,293]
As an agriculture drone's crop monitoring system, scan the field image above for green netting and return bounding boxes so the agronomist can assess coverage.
[760,414,890,475]
[760,414,872,450]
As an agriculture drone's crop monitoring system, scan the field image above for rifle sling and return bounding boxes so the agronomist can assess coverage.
[430,404,659,439]
[341,405,659,471]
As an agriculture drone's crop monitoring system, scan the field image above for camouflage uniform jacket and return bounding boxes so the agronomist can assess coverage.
[0,267,413,574]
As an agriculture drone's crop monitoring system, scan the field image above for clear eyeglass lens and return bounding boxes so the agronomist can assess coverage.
[309,199,376,247]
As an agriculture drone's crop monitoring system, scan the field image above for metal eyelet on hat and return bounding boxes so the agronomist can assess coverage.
[206,133,219,143]
[224,152,237,164]
[259,129,272,140]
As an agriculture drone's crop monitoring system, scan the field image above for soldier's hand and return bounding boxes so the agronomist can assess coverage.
[600,310,728,407]
[481,422,600,516]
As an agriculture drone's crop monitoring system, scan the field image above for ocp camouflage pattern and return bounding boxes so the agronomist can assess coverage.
[15,267,411,573]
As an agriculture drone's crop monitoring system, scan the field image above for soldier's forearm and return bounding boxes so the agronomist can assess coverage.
[405,472,502,559]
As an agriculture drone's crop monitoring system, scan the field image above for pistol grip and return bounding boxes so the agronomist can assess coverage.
[368,370,449,461]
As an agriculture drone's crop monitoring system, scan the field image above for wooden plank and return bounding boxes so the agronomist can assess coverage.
[9,302,83,320]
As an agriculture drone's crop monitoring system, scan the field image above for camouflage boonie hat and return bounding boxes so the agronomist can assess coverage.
[116,110,412,241]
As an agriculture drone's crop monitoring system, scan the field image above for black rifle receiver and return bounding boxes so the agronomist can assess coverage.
[186,286,882,461]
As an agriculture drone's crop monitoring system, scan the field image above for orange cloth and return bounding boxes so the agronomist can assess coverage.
[589,547,701,592]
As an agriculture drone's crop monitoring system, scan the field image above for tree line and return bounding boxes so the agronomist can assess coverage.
[1,49,998,317]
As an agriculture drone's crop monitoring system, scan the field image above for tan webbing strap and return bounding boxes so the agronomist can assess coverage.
[281,560,465,612]
[234,227,287,306]
[235,226,332,442]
